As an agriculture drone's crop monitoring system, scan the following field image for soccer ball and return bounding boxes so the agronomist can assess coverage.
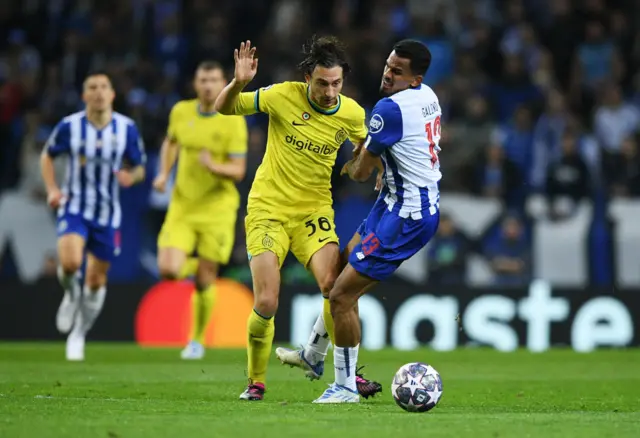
[391,362,443,412]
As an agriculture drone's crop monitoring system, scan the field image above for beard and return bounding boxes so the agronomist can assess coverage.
[379,83,393,97]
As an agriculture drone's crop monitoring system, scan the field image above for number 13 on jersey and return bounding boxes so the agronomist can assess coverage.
[425,115,441,168]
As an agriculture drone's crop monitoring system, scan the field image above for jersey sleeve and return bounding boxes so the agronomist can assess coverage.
[364,98,403,156]
[234,83,288,116]
[44,120,71,158]
[124,122,146,166]
[348,105,368,145]
[234,92,259,116]
[227,116,248,158]
[166,102,181,141]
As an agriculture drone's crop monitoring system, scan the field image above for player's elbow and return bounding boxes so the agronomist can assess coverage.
[215,104,229,115]
[214,99,233,115]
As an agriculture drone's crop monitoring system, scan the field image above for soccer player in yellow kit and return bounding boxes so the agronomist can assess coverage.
[215,38,382,400]
[153,61,248,360]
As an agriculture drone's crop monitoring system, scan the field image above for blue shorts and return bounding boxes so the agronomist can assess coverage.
[349,197,439,281]
[57,214,120,262]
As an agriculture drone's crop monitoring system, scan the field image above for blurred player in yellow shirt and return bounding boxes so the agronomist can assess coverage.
[153,61,248,360]
[216,37,381,400]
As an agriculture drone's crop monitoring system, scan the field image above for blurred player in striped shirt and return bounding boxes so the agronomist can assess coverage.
[40,72,146,361]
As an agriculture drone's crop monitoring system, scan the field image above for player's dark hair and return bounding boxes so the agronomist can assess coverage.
[298,35,351,78]
[392,39,432,76]
[196,60,224,73]
[83,70,113,88]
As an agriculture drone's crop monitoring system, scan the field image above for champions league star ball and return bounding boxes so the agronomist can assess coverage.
[391,362,443,412]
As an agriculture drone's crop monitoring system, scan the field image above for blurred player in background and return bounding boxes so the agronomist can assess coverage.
[153,61,248,360]
[314,40,441,403]
[216,37,382,401]
[40,72,146,361]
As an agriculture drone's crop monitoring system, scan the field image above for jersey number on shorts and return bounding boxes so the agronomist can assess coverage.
[362,232,381,256]
[425,115,441,168]
[305,217,332,237]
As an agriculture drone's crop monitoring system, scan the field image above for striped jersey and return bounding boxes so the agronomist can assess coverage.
[364,84,442,219]
[45,111,146,228]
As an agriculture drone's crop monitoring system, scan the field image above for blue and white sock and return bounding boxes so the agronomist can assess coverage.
[305,313,330,365]
[57,266,79,297]
[334,344,359,392]
[79,285,106,333]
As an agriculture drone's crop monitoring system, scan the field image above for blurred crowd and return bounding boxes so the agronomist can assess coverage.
[1,0,639,286]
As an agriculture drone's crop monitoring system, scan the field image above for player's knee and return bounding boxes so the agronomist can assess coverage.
[253,288,279,316]
[194,279,211,292]
[195,264,217,289]
[318,272,338,299]
[59,257,82,275]
[329,287,355,315]
[85,271,107,290]
[158,264,180,280]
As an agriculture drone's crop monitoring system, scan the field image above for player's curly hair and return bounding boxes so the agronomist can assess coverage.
[297,35,351,77]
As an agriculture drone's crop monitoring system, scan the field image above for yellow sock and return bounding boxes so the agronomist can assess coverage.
[191,284,216,344]
[247,309,275,385]
[179,257,199,279]
[323,297,335,345]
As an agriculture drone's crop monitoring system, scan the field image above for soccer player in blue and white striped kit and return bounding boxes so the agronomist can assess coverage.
[40,72,146,361]
[314,40,442,403]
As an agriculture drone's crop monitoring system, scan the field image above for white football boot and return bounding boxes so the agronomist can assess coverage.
[65,314,85,361]
[275,347,324,380]
[313,383,360,404]
[56,286,80,334]
[180,341,205,360]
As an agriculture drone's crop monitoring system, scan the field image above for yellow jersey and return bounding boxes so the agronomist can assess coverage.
[234,81,367,217]
[167,99,248,210]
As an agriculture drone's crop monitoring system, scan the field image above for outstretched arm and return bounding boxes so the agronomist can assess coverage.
[215,40,259,115]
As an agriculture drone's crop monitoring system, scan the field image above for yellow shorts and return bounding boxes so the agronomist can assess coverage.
[245,205,339,268]
[158,204,237,264]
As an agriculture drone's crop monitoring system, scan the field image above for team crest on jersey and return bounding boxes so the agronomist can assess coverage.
[79,155,87,166]
[369,114,384,134]
[302,112,311,121]
[262,234,274,249]
[335,128,348,144]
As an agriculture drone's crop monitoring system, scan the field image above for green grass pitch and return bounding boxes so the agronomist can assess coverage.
[0,343,638,437]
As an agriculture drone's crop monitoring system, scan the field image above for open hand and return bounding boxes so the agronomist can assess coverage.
[234,40,258,85]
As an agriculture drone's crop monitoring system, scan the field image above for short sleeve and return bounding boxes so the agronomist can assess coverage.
[227,116,248,157]
[348,104,368,145]
[234,83,288,116]
[166,103,181,140]
[234,92,259,116]
[44,120,71,157]
[364,98,403,156]
[124,123,146,166]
